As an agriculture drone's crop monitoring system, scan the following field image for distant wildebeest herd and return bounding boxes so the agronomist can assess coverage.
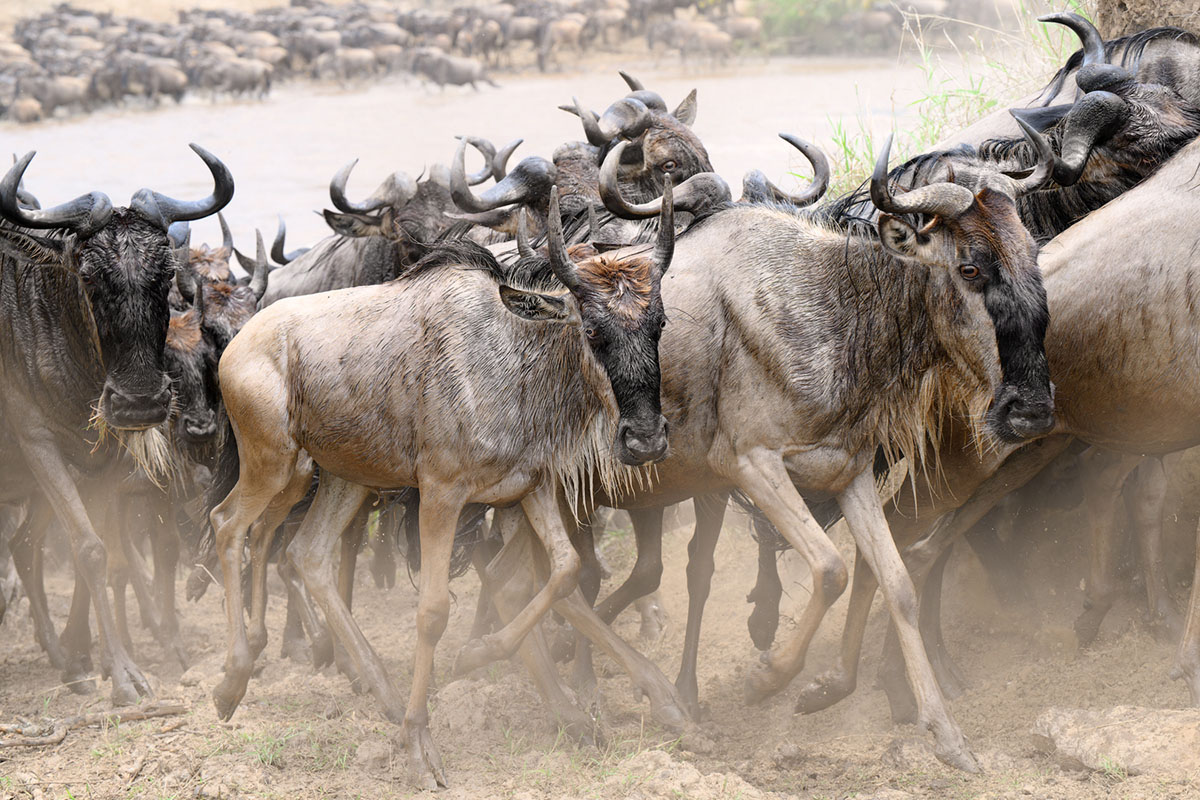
[0,0,767,123]
[5,8,1200,789]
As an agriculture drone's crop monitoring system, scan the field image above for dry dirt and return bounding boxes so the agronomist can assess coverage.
[1,494,1197,800]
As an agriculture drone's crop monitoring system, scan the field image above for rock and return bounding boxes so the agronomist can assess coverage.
[771,741,804,768]
[608,749,770,800]
[354,739,391,772]
[1033,706,1200,778]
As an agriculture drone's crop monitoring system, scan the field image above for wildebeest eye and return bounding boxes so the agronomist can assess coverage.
[584,327,598,340]
[959,264,980,280]
[661,160,677,172]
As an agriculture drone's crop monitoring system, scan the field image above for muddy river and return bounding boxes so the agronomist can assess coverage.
[0,55,944,252]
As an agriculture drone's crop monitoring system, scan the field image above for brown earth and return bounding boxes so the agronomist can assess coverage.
[1096,0,1200,37]
[0,491,1196,800]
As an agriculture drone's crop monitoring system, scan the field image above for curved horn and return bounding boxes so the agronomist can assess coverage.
[234,230,269,301]
[870,134,975,218]
[12,154,39,210]
[1005,113,1056,195]
[461,136,497,185]
[748,134,830,207]
[601,141,732,219]
[270,214,309,264]
[562,97,608,147]
[329,159,416,214]
[600,141,658,218]
[167,220,190,250]
[597,97,652,141]
[515,209,536,259]
[1048,89,1128,186]
[249,229,269,302]
[546,187,584,295]
[451,138,557,213]
[192,271,205,319]
[0,152,113,236]
[1039,12,1106,67]
[627,89,667,112]
[492,138,523,180]
[218,211,232,253]
[619,70,644,91]
[653,174,674,275]
[129,143,234,230]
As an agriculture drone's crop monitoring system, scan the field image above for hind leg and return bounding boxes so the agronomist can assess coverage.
[211,440,301,721]
[247,461,314,661]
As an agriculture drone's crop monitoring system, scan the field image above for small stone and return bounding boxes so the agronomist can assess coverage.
[772,741,804,768]
[354,740,391,772]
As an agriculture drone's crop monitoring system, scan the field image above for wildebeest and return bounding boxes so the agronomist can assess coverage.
[208,187,682,788]
[494,128,1057,771]
[0,144,233,704]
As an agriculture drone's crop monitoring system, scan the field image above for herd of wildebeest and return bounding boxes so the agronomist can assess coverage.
[0,0,771,123]
[5,6,1200,790]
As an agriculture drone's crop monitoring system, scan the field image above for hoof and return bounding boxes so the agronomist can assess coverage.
[934,741,981,773]
[747,602,780,652]
[212,676,248,722]
[1073,607,1106,649]
[453,635,501,676]
[311,633,335,670]
[795,671,855,715]
[110,660,153,707]
[743,660,783,706]
[185,567,212,603]
[62,663,95,696]
[401,722,447,790]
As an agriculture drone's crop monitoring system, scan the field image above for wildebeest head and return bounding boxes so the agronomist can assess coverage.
[499,185,675,465]
[569,74,712,200]
[164,305,219,445]
[871,133,1054,444]
[0,144,234,431]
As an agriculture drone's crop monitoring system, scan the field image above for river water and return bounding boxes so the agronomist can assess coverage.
[0,56,943,254]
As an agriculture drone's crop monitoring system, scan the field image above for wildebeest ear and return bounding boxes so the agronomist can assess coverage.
[322,208,384,238]
[498,285,572,322]
[672,89,698,126]
[878,213,934,260]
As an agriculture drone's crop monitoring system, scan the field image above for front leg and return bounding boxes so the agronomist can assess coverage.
[837,466,977,773]
[16,428,151,706]
[728,448,847,706]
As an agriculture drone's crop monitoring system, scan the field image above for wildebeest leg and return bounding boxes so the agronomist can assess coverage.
[918,545,966,697]
[552,588,690,731]
[746,521,783,651]
[837,466,978,773]
[1075,451,1144,647]
[10,500,67,670]
[1129,457,1180,639]
[552,507,596,665]
[333,510,369,690]
[676,491,728,719]
[484,507,595,742]
[398,481,464,790]
[247,471,313,663]
[15,428,151,706]
[807,434,1070,718]
[370,501,401,590]
[734,450,848,706]
[453,483,581,675]
[211,436,304,721]
[277,558,314,663]
[1172,515,1200,704]
[149,499,188,669]
[290,476,412,743]
[594,506,664,625]
[59,562,95,694]
[875,436,1074,721]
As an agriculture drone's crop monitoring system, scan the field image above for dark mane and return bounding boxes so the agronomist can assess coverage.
[400,238,507,282]
[1036,26,1199,106]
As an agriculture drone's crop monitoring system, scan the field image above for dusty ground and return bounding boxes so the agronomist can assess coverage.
[1,495,1197,800]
